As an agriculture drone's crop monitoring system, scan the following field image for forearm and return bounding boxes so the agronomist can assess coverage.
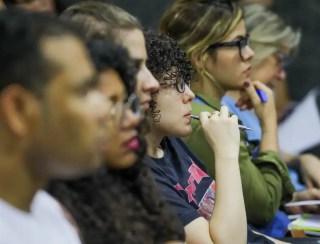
[259,118,279,153]
[209,153,247,244]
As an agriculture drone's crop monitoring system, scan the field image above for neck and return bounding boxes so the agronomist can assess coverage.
[0,150,46,212]
[145,130,165,159]
[192,73,226,100]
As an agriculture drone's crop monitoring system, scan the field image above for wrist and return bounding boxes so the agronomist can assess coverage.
[214,151,239,162]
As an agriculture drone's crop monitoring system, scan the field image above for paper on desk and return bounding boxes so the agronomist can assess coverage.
[278,88,320,154]
[289,214,320,232]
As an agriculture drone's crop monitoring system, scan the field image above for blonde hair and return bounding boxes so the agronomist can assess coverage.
[243,3,301,66]
[160,0,242,89]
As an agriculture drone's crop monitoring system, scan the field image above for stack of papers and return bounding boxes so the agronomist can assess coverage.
[288,214,320,236]
[286,201,320,236]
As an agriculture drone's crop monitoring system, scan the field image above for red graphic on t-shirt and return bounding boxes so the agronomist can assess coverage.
[174,160,208,204]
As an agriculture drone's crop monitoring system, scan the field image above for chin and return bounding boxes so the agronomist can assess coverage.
[104,153,137,169]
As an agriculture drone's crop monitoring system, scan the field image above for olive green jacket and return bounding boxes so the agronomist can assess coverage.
[183,93,294,226]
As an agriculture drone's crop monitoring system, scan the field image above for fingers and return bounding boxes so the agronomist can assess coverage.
[199,107,235,124]
[219,106,229,119]
[199,111,211,123]
[243,80,274,105]
[252,80,273,94]
[243,80,261,106]
[230,114,239,123]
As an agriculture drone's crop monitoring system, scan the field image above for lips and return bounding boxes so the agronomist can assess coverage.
[140,99,151,111]
[124,137,140,151]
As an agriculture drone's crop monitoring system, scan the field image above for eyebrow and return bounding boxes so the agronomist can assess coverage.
[231,34,247,41]
[79,74,99,91]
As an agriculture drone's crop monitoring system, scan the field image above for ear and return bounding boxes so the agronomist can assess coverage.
[0,84,41,137]
[191,50,206,70]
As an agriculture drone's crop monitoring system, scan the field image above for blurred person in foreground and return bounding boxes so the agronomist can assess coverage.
[0,9,108,244]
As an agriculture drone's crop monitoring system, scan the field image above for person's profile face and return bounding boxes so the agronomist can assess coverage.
[149,70,195,138]
[98,69,140,168]
[118,29,159,114]
[251,49,289,89]
[36,35,108,178]
[203,20,254,90]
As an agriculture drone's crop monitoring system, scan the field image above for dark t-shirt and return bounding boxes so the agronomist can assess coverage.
[146,136,216,226]
[146,137,275,244]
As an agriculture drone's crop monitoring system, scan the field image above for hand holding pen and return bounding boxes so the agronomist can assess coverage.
[199,106,241,156]
[238,80,277,123]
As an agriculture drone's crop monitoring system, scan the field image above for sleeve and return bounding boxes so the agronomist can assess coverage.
[184,103,295,226]
[148,161,202,227]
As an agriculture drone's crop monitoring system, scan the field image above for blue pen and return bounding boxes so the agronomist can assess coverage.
[256,89,268,103]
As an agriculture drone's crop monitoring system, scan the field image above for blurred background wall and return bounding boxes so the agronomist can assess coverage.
[274,0,320,101]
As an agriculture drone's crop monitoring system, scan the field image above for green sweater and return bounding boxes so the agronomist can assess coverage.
[183,93,294,226]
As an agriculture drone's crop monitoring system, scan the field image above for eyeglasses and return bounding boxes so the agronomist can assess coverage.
[206,34,250,61]
[274,51,292,70]
[161,76,191,93]
[109,93,141,123]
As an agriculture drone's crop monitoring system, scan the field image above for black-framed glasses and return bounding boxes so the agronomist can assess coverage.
[206,34,250,61]
[161,75,191,93]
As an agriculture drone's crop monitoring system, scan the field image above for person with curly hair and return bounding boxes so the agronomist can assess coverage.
[48,3,185,244]
[160,0,295,230]
[144,29,290,244]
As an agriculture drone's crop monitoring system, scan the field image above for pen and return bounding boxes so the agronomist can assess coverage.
[256,89,268,103]
[190,115,253,131]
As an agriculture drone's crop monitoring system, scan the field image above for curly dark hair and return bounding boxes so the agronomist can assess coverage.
[144,29,193,88]
[144,29,193,122]
[48,39,185,244]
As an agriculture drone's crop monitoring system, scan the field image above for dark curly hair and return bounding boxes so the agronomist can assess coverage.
[48,39,185,244]
[144,29,193,123]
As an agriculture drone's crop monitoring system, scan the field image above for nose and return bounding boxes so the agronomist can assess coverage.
[242,45,255,61]
[183,85,195,103]
[121,108,140,130]
[141,66,159,93]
